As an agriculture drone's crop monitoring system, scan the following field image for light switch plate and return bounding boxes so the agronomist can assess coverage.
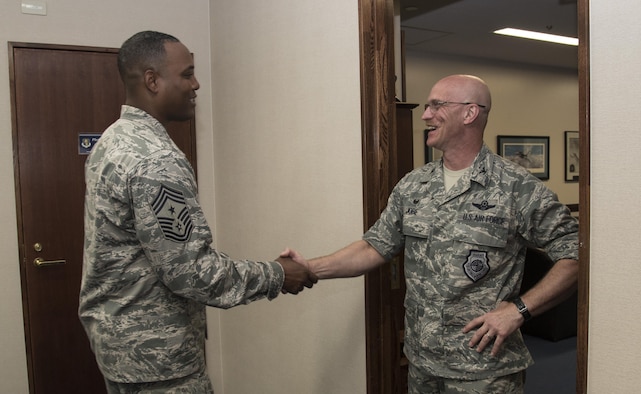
[22,1,47,15]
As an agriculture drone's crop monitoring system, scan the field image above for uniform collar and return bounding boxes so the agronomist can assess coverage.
[120,105,165,132]
[468,144,493,188]
[418,143,493,187]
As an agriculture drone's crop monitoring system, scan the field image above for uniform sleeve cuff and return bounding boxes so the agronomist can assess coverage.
[266,261,285,300]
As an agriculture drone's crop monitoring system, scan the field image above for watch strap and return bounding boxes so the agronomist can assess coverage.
[512,297,532,322]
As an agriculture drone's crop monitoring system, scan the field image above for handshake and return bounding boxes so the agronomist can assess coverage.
[276,248,317,294]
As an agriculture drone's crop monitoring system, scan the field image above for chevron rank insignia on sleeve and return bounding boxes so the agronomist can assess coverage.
[152,184,194,242]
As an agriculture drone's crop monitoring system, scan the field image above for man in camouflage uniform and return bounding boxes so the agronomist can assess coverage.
[79,31,317,393]
[284,75,578,393]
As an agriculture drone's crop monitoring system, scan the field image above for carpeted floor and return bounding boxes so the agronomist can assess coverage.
[523,334,577,393]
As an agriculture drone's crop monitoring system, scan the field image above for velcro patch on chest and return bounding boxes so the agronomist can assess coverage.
[463,250,490,282]
[152,184,194,242]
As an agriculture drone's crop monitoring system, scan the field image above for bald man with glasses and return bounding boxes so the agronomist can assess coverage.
[283,75,579,393]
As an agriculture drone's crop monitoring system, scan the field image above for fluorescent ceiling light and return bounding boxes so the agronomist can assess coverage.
[494,28,578,46]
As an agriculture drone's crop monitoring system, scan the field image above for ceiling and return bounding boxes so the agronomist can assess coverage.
[399,0,578,70]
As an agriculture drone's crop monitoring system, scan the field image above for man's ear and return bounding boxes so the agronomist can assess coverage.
[143,69,160,93]
[462,105,481,125]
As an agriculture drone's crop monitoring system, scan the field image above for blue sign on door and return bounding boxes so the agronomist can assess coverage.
[78,134,101,155]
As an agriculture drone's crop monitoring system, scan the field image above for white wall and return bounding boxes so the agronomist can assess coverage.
[588,0,641,392]
[0,1,213,393]
[208,1,365,393]
[405,52,579,204]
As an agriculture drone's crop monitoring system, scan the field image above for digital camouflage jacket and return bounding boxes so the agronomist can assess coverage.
[79,106,284,383]
[364,144,578,380]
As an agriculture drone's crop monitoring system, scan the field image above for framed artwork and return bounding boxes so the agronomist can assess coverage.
[564,131,579,182]
[497,135,549,180]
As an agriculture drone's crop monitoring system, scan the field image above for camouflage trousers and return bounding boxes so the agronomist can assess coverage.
[408,363,525,394]
[104,368,214,394]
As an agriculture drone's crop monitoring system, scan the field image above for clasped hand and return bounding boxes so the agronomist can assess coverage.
[277,250,317,294]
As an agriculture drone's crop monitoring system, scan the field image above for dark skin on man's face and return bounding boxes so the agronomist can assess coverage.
[129,41,200,127]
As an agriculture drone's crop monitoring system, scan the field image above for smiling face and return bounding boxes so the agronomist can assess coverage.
[421,79,468,152]
[421,75,491,154]
[153,41,200,125]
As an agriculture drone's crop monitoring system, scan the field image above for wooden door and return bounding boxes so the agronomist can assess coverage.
[9,43,196,394]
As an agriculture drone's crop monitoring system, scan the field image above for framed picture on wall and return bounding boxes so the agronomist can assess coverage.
[565,131,579,182]
[497,135,549,180]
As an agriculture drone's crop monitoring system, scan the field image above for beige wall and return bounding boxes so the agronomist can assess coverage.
[208,1,365,393]
[2,0,641,393]
[589,0,641,392]
[405,52,579,204]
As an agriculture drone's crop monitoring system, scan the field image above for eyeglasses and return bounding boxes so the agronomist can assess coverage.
[424,100,487,112]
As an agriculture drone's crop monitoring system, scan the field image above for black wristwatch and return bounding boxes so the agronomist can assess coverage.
[512,297,532,322]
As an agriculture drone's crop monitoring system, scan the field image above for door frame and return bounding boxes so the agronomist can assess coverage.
[358,0,398,392]
[357,0,591,392]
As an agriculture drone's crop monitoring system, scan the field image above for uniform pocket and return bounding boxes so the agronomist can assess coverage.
[451,221,508,248]
[403,297,445,364]
[402,214,430,239]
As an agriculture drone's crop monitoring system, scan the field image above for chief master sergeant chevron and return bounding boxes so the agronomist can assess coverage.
[78,31,317,393]
[283,74,578,393]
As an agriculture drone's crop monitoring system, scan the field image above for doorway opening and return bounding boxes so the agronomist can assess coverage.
[357,0,590,392]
